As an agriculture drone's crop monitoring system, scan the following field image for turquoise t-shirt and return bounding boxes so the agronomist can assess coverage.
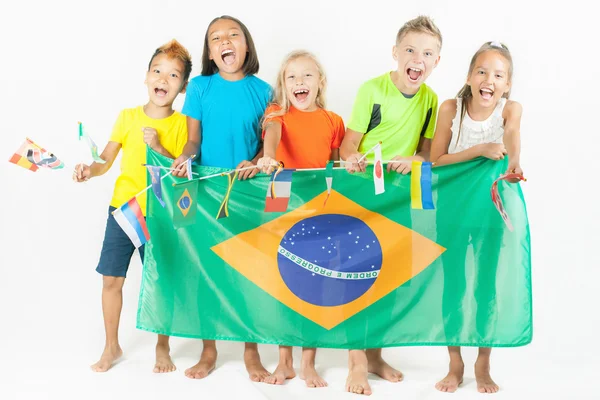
[182,73,272,168]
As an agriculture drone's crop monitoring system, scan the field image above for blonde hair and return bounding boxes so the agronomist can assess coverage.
[148,39,193,82]
[262,50,327,128]
[396,15,442,50]
[455,41,514,144]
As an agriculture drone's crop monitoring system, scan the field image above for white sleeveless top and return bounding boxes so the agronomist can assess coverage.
[448,97,506,154]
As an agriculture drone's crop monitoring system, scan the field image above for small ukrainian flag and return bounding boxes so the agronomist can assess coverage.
[411,161,434,210]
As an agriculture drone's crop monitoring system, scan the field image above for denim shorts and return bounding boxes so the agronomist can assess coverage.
[96,206,145,277]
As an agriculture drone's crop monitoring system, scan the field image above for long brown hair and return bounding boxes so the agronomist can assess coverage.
[201,15,259,76]
[455,41,513,144]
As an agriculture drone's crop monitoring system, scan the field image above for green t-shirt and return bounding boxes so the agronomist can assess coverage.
[348,72,438,161]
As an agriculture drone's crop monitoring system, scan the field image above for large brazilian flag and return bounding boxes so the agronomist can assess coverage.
[136,149,531,349]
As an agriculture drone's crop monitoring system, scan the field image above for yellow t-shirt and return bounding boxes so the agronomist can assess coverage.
[109,106,187,215]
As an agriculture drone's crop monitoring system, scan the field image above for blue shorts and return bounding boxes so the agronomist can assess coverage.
[96,206,145,277]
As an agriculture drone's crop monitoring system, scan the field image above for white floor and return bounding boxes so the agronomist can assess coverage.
[2,1,599,396]
[0,252,596,400]
[1,333,595,400]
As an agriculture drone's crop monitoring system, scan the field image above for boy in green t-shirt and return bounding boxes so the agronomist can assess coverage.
[340,16,442,395]
[341,15,441,175]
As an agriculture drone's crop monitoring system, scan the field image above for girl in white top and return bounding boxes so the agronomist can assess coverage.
[430,41,523,394]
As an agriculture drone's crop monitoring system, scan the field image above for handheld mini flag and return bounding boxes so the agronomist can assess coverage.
[265,169,294,212]
[9,139,39,172]
[112,197,150,248]
[324,161,334,207]
[411,161,434,209]
[173,180,198,228]
[269,163,284,200]
[186,158,193,180]
[147,166,165,207]
[373,143,385,195]
[491,173,526,231]
[9,138,64,171]
[26,148,64,169]
[78,122,106,163]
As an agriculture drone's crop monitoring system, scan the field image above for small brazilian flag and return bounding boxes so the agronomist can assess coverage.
[172,179,198,228]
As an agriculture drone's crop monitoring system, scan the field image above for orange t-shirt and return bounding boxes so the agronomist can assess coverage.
[262,105,345,168]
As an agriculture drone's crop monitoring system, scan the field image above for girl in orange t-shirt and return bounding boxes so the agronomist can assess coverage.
[258,50,345,173]
[257,51,345,387]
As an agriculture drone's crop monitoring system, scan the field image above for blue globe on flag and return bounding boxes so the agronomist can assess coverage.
[177,189,192,217]
[277,214,382,306]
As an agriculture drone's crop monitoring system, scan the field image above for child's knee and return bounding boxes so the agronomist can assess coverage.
[102,275,125,291]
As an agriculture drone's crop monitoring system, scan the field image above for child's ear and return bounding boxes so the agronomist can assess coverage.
[180,81,188,94]
[433,55,441,69]
[504,80,511,94]
[392,45,398,61]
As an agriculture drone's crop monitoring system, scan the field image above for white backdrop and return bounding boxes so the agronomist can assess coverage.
[1,0,598,399]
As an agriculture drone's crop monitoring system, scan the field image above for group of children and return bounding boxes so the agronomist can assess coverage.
[72,14,523,396]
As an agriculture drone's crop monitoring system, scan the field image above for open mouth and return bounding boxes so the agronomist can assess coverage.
[406,67,423,82]
[480,88,494,100]
[293,89,309,102]
[154,88,168,97]
[221,49,236,65]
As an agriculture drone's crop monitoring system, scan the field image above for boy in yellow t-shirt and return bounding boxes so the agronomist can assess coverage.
[73,39,191,373]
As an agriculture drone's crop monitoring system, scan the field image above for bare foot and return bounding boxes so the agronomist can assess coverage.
[245,346,270,382]
[346,364,372,396]
[475,360,499,393]
[91,345,123,372]
[185,347,217,379]
[264,362,296,385]
[367,356,403,382]
[300,363,327,388]
[435,361,464,393]
[153,343,176,373]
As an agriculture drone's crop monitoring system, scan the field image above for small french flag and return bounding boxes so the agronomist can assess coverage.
[112,197,150,248]
[265,169,294,212]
